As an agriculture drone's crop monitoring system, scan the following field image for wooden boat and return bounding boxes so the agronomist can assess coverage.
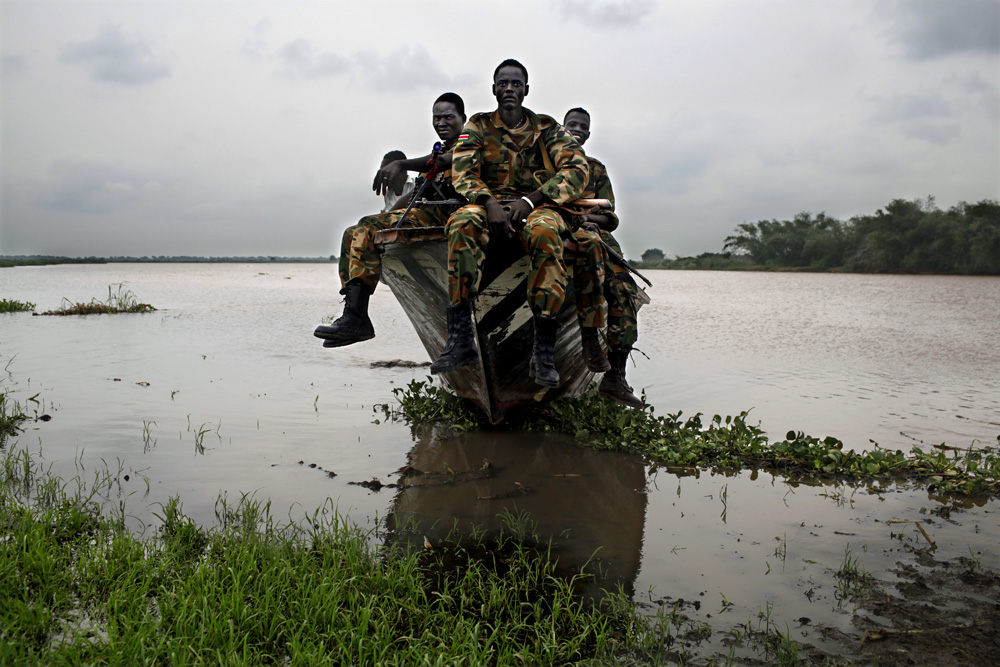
[374,224,649,423]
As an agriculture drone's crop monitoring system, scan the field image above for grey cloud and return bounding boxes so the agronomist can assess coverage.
[869,92,952,123]
[356,45,476,92]
[272,40,473,91]
[241,19,273,60]
[551,0,655,28]
[900,121,962,145]
[39,156,172,214]
[884,0,1000,59]
[869,93,962,145]
[276,39,350,78]
[60,24,170,85]
[2,53,27,76]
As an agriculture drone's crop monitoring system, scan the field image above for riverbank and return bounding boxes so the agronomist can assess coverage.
[4,409,997,665]
[1,443,641,665]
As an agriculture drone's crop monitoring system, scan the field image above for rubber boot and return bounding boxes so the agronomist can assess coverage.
[313,281,375,347]
[599,348,642,408]
[430,303,479,374]
[580,327,611,372]
[529,316,560,388]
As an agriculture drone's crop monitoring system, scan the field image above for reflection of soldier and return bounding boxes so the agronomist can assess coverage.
[314,93,467,348]
[431,59,589,388]
[564,108,642,407]
[383,428,647,599]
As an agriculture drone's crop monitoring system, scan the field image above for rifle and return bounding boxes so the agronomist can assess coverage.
[394,142,447,228]
[502,198,653,287]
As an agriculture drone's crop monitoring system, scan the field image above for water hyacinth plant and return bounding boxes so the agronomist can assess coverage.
[384,379,1000,497]
[0,299,36,313]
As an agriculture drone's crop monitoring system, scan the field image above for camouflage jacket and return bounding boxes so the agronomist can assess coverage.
[452,108,589,206]
[582,153,619,231]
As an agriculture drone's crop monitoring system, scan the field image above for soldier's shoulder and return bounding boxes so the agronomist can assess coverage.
[467,111,494,127]
[532,111,560,129]
[586,155,608,171]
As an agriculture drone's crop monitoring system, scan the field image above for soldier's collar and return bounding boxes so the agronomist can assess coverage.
[492,108,538,130]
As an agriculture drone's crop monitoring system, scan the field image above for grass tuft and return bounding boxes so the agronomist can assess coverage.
[38,283,155,316]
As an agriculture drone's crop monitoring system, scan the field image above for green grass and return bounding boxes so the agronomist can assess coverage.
[0,443,651,665]
[384,379,1000,497]
[38,283,155,316]
[0,298,36,313]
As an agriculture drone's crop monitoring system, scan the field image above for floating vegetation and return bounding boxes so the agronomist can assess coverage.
[38,283,155,316]
[383,379,1000,497]
[0,298,36,313]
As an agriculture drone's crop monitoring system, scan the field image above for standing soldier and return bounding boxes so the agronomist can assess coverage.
[314,92,466,348]
[429,59,590,388]
[563,107,643,408]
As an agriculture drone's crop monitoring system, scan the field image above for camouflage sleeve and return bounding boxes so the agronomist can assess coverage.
[591,160,620,230]
[538,123,589,206]
[451,120,492,204]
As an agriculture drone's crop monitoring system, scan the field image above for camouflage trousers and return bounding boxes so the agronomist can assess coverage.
[602,231,639,352]
[338,207,445,294]
[446,204,569,318]
[571,228,606,328]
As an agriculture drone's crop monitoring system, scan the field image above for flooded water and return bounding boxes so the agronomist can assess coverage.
[2,263,998,659]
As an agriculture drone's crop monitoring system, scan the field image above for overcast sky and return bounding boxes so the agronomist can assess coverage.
[2,0,998,259]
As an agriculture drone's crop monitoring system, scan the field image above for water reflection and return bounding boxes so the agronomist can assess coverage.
[382,425,648,598]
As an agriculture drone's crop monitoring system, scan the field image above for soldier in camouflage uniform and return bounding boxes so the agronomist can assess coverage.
[563,107,642,407]
[314,92,466,348]
[430,60,590,388]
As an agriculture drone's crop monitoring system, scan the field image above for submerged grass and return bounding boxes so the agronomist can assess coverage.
[0,298,36,313]
[1,442,647,665]
[384,379,1000,498]
[38,283,155,316]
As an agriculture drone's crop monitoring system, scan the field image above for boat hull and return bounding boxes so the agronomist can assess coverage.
[375,226,644,423]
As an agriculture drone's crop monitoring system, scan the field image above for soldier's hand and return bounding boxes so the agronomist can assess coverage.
[486,198,515,237]
[506,199,533,227]
[373,161,406,196]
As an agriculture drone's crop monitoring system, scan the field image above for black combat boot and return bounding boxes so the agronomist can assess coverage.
[580,327,611,372]
[313,281,375,347]
[529,315,560,388]
[430,303,479,374]
[599,348,642,408]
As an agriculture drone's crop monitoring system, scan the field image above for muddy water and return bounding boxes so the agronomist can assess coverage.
[2,263,998,658]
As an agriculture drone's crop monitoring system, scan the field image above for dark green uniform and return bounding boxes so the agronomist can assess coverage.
[447,109,589,318]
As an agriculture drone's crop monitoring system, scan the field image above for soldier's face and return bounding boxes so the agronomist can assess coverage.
[564,111,591,146]
[432,101,464,142]
[492,66,528,111]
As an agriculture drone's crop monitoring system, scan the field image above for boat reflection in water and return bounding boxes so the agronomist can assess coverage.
[382,425,649,599]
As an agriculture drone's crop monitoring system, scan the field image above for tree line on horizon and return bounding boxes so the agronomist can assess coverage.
[638,197,1000,275]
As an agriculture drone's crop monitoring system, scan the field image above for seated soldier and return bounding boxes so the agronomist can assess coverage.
[564,107,643,407]
[430,59,589,388]
[314,92,466,348]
